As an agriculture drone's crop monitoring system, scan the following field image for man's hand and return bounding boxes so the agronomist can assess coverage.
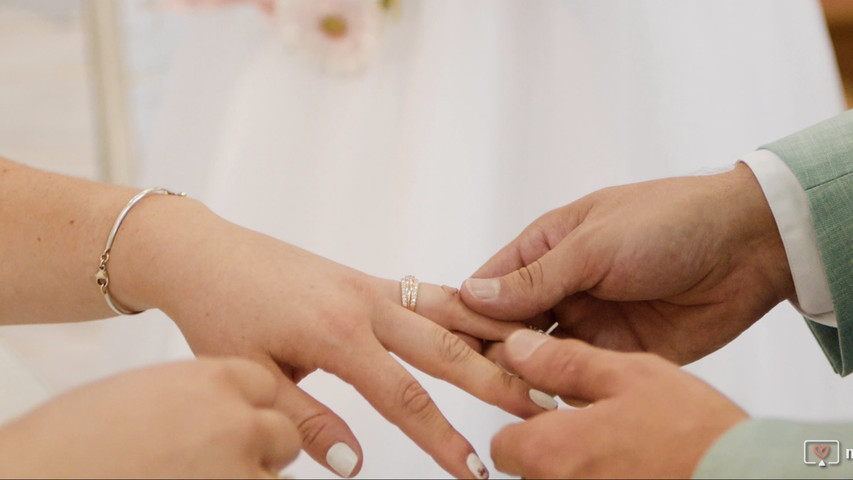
[489,330,748,478]
[0,358,300,478]
[462,163,794,364]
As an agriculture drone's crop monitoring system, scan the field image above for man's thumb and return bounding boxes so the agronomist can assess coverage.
[462,244,579,320]
[498,330,622,402]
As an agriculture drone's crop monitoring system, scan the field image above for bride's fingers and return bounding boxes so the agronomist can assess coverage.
[453,330,484,354]
[422,284,526,340]
[374,305,558,419]
[272,377,364,478]
[378,278,525,341]
[483,341,509,371]
[483,343,588,408]
[332,339,490,480]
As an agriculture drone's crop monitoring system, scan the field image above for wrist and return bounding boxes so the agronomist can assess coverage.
[105,194,219,314]
[720,163,795,302]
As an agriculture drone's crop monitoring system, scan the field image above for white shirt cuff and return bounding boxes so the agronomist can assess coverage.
[740,150,837,328]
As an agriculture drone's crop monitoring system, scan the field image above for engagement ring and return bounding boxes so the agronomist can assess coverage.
[400,275,419,311]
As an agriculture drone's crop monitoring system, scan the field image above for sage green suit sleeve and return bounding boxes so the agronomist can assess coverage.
[694,419,853,478]
[762,110,853,376]
[692,113,853,478]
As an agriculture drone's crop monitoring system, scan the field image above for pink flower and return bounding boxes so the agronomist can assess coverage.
[275,0,386,74]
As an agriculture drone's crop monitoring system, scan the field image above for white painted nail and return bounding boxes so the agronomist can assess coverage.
[464,278,500,300]
[466,452,489,479]
[326,442,358,478]
[529,389,558,410]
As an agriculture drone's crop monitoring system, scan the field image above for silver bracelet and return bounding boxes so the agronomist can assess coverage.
[95,187,187,315]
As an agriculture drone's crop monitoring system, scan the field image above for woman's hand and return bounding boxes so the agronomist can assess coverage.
[0,157,548,478]
[109,199,551,478]
[0,358,300,478]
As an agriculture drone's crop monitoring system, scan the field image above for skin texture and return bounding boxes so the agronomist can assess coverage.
[0,358,300,479]
[489,331,748,479]
[456,164,794,476]
[462,163,795,365]
[0,157,540,478]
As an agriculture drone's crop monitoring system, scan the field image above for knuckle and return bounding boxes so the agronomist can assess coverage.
[396,378,434,421]
[242,412,271,444]
[515,262,557,313]
[321,313,364,347]
[571,235,598,278]
[497,368,517,391]
[436,329,474,365]
[480,368,519,406]
[294,410,335,450]
[523,220,556,251]
[198,360,241,390]
[340,275,380,304]
[515,261,544,292]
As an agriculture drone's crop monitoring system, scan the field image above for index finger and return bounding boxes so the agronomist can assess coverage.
[374,306,556,418]
[333,340,490,480]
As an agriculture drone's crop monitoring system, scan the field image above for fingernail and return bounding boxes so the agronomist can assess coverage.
[565,398,591,409]
[326,442,358,478]
[529,389,558,410]
[506,329,549,361]
[466,452,489,479]
[464,278,500,300]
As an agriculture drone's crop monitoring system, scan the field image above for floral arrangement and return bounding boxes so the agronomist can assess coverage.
[159,0,400,74]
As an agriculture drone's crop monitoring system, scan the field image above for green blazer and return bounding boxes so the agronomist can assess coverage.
[695,111,853,478]
[695,420,853,478]
[764,110,853,377]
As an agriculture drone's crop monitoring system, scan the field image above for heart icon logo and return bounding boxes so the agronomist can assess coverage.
[814,444,830,459]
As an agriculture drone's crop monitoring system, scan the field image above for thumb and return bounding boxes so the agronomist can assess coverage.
[495,330,626,403]
[461,238,589,320]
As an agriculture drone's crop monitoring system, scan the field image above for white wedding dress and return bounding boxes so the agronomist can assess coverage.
[0,0,833,478]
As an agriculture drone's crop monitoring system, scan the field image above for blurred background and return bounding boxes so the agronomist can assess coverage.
[824,0,853,105]
[0,0,189,404]
[1,0,852,477]
[3,0,851,182]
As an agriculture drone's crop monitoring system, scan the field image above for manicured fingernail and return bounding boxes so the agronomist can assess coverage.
[466,452,489,479]
[464,278,500,300]
[565,398,591,409]
[529,389,558,410]
[326,442,358,478]
[506,329,549,361]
